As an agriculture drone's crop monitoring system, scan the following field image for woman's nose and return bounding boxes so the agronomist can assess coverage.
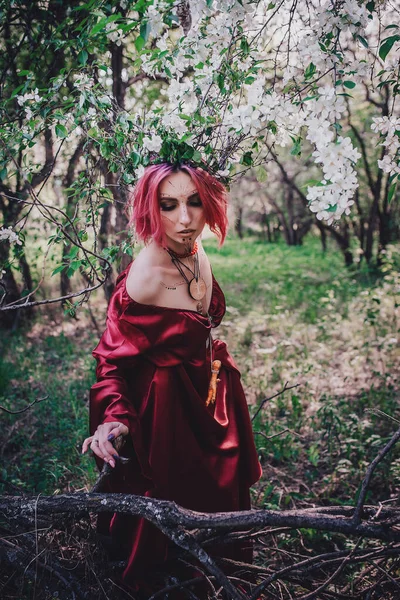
[179,203,191,225]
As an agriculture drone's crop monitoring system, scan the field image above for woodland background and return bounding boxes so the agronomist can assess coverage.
[1,1,400,599]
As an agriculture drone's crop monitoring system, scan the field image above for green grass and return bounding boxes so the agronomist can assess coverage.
[0,330,98,493]
[204,235,374,323]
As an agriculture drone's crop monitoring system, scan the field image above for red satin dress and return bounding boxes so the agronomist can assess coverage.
[89,264,262,586]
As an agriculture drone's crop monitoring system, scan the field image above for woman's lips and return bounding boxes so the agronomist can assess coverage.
[178,229,195,234]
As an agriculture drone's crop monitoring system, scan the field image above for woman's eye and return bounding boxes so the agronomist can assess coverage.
[160,204,176,212]
[189,197,202,207]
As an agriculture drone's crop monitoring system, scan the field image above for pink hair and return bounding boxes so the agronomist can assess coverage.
[127,163,228,246]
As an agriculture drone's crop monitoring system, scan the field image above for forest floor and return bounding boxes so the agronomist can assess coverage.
[1,235,400,598]
[1,235,399,503]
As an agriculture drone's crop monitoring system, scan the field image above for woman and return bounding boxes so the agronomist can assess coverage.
[82,163,262,593]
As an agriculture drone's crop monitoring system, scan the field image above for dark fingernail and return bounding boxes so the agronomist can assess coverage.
[113,454,119,461]
[107,434,115,441]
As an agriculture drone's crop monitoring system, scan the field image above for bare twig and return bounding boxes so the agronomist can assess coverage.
[252,382,300,422]
[0,395,48,415]
[353,426,400,525]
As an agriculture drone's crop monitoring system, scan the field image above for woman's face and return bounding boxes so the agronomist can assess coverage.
[158,170,206,250]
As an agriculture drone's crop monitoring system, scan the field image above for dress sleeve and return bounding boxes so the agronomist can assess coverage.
[89,283,153,482]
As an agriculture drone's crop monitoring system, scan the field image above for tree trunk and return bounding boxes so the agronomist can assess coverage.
[0,242,21,329]
[235,206,243,239]
[316,221,327,252]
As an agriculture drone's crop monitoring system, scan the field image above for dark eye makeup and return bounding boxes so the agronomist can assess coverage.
[159,194,202,211]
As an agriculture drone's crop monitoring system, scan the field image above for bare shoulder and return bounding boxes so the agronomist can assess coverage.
[125,248,162,305]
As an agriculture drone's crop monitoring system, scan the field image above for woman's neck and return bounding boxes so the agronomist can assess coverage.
[146,238,203,267]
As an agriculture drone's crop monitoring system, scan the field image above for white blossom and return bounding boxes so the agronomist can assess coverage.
[378,155,400,175]
[161,112,188,137]
[0,227,22,245]
[371,116,400,177]
[72,73,94,91]
[146,5,164,38]
[142,134,163,153]
[17,88,41,106]
[105,22,124,45]
[135,164,146,180]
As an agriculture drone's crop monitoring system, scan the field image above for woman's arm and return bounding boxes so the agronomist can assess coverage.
[82,289,153,480]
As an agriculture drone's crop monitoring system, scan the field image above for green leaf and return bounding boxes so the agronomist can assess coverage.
[366,1,375,11]
[90,17,108,36]
[216,72,225,93]
[51,265,66,276]
[304,62,316,80]
[255,165,268,183]
[240,151,253,166]
[343,80,356,89]
[192,150,202,162]
[77,49,88,66]
[141,20,151,41]
[55,123,68,139]
[388,182,397,204]
[240,38,250,55]
[11,84,25,99]
[130,151,141,167]
[66,246,79,259]
[357,35,368,48]
[379,35,400,61]
[135,34,146,52]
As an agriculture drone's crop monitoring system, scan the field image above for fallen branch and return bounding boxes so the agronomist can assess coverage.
[1,493,400,544]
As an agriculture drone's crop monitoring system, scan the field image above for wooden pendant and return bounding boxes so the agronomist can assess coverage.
[189,277,206,301]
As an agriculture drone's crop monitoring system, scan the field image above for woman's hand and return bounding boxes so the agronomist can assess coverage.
[82,421,129,468]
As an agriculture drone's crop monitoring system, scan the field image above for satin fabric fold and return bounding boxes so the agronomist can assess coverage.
[89,263,262,585]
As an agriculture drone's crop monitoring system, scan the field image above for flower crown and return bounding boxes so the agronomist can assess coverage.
[131,137,231,186]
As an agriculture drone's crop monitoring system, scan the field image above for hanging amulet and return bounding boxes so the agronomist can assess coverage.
[189,277,207,301]
[206,360,221,406]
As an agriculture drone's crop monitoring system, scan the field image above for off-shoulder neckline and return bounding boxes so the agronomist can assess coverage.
[121,267,216,318]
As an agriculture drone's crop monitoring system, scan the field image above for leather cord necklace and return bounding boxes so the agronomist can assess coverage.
[165,247,206,313]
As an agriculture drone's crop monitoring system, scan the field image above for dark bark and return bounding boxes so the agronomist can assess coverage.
[348,91,389,265]
[111,42,125,110]
[235,206,244,239]
[2,493,400,544]
[0,241,21,329]
[60,139,86,299]
[316,221,327,252]
[96,43,130,303]
[261,208,272,243]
